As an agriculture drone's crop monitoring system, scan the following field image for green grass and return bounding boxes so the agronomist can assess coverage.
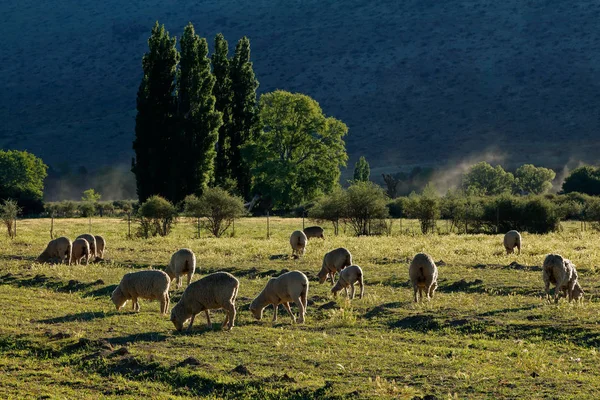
[1,217,600,398]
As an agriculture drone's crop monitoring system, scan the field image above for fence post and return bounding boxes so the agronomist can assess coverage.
[50,217,54,239]
[197,217,201,238]
[88,217,91,233]
[266,212,270,239]
[302,211,305,230]
[127,213,131,238]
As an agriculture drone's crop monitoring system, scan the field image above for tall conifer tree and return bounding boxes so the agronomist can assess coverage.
[212,33,233,187]
[177,23,222,201]
[132,22,179,202]
[229,37,260,198]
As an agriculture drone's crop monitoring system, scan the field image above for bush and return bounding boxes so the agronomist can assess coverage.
[184,188,245,238]
[78,202,96,217]
[309,188,347,235]
[521,197,560,233]
[0,199,20,238]
[387,197,408,218]
[345,182,389,236]
[137,195,178,238]
[405,184,440,234]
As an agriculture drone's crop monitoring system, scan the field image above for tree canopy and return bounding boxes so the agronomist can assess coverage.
[562,166,600,195]
[248,90,348,210]
[462,162,514,196]
[353,156,370,182]
[514,164,555,194]
[0,149,48,214]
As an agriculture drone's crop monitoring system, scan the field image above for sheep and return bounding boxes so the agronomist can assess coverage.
[409,253,439,302]
[318,247,352,285]
[331,265,364,299]
[71,238,90,265]
[303,226,325,240]
[290,230,308,258]
[37,237,72,265]
[504,230,522,255]
[543,254,582,303]
[170,272,239,331]
[94,235,106,260]
[76,234,97,262]
[111,270,170,314]
[165,248,196,289]
[250,270,309,324]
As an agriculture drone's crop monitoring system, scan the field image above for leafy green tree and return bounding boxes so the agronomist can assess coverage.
[562,166,600,195]
[248,90,348,210]
[137,195,178,238]
[309,188,347,235]
[345,182,389,236]
[353,156,370,182]
[81,189,101,202]
[0,199,20,238]
[514,164,556,194]
[212,33,233,187]
[462,162,514,196]
[132,22,180,202]
[185,188,245,237]
[177,23,222,200]
[229,37,260,198]
[0,149,47,214]
[405,184,441,234]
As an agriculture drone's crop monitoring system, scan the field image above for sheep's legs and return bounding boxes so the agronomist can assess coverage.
[177,277,182,289]
[223,303,236,330]
[350,284,355,299]
[187,273,192,286]
[282,302,296,323]
[272,304,278,322]
[329,272,335,286]
[293,296,305,323]
[188,314,196,331]
[413,285,419,302]
[205,310,212,328]
[359,278,365,299]
[344,286,349,298]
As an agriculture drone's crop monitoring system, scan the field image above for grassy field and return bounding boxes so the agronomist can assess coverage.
[1,217,600,399]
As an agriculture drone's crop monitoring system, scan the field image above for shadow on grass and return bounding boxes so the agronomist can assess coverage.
[84,284,118,298]
[109,331,169,345]
[364,301,407,319]
[39,311,109,324]
[388,315,442,331]
[0,273,105,294]
[0,254,37,262]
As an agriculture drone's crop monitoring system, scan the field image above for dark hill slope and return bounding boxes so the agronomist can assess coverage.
[1,0,599,175]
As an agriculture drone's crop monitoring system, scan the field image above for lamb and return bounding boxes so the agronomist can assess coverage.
[111,270,170,314]
[94,235,106,260]
[170,272,239,331]
[290,230,308,258]
[331,265,364,299]
[503,230,522,255]
[543,254,582,303]
[250,270,309,324]
[303,226,325,240]
[76,234,97,262]
[37,237,72,265]
[318,247,353,284]
[409,253,439,302]
[71,238,90,265]
[165,248,196,289]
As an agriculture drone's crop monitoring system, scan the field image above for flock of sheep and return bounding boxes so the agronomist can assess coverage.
[36,226,585,333]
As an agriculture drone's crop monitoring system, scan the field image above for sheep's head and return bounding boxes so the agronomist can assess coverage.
[317,269,328,284]
[573,283,585,301]
[111,287,127,310]
[170,307,185,331]
[249,300,263,320]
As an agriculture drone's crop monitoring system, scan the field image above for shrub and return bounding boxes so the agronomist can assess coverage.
[137,195,178,238]
[0,199,20,238]
[184,188,245,238]
[520,197,560,233]
[345,182,389,236]
[405,184,440,234]
[78,202,96,217]
[387,197,408,218]
[309,188,347,235]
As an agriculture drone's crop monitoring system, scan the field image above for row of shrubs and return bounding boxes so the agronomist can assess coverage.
[44,200,138,218]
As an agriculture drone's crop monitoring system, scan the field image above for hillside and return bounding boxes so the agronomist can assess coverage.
[2,0,600,183]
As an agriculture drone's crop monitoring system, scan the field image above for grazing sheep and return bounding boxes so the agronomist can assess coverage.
[331,265,364,299]
[250,270,309,324]
[543,254,581,303]
[504,230,522,255]
[170,272,239,331]
[303,226,325,240]
[71,238,90,265]
[76,234,97,262]
[165,248,196,289]
[409,253,439,302]
[111,270,171,314]
[94,235,106,259]
[318,248,353,284]
[290,230,308,258]
[37,237,72,265]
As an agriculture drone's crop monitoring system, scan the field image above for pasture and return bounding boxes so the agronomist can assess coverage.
[1,218,599,399]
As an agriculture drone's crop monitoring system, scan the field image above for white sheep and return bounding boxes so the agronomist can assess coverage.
[504,230,522,255]
[76,234,97,261]
[165,248,196,289]
[37,237,72,265]
[409,253,439,302]
[111,270,171,314]
[71,238,90,265]
[290,230,308,258]
[318,247,353,284]
[543,254,582,303]
[250,270,309,324]
[331,265,364,299]
[170,272,239,331]
[94,235,106,259]
[303,226,325,240]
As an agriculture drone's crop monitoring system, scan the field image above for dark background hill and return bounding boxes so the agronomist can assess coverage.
[2,0,599,199]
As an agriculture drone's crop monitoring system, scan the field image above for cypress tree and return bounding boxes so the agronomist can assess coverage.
[177,23,222,201]
[229,36,260,198]
[353,156,371,182]
[212,33,233,187]
[132,22,179,202]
